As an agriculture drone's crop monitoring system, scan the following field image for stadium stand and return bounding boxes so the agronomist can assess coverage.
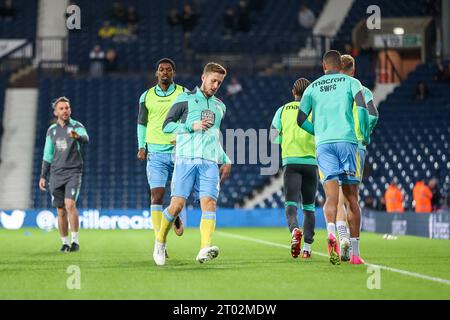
[335,0,425,45]
[263,63,450,210]
[191,0,325,54]
[332,0,425,89]
[0,0,37,38]
[67,0,325,73]
[366,63,450,209]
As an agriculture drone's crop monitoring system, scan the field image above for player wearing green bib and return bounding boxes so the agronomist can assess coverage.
[137,58,186,251]
[336,55,379,261]
[297,50,370,265]
[271,78,318,259]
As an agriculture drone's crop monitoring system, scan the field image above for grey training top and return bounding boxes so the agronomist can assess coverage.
[40,118,89,178]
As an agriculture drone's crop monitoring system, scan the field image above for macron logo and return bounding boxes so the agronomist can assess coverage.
[1,210,26,229]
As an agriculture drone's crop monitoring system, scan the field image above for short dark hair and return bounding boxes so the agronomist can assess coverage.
[52,96,70,109]
[323,50,342,69]
[155,58,176,70]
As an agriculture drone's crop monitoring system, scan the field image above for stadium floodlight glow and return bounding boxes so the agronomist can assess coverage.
[393,27,405,35]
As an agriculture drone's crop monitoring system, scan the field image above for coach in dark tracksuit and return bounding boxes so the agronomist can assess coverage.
[39,97,89,253]
[270,78,318,259]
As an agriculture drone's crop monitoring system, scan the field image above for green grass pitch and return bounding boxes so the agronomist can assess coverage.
[1,227,450,299]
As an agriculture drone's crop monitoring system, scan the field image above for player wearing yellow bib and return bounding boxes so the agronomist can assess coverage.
[271,78,318,259]
[137,58,186,251]
[336,55,379,261]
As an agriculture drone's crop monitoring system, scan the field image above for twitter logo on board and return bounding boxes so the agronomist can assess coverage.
[0,210,26,229]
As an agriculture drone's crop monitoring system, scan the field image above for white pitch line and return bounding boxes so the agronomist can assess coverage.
[216,231,450,287]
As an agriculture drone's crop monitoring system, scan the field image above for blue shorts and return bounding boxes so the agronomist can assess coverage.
[171,157,220,201]
[146,152,175,189]
[316,142,361,184]
[358,148,366,182]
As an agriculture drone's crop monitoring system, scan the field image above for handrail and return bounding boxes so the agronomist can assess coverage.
[383,39,402,82]
[0,39,35,77]
[0,39,34,63]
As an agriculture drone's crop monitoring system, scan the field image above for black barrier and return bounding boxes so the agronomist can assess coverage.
[362,210,450,239]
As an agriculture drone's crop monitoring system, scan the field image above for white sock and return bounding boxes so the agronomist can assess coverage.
[61,237,69,245]
[336,221,349,243]
[350,237,360,256]
[303,243,311,252]
[71,232,79,244]
[327,223,336,237]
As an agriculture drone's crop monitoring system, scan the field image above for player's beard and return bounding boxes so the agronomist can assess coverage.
[207,87,216,96]
[160,77,171,85]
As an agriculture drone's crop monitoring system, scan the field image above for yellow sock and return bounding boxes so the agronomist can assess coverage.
[200,212,216,248]
[156,208,175,243]
[151,205,163,237]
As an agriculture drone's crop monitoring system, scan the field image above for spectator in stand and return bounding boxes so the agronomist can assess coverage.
[344,43,359,58]
[226,77,243,97]
[298,4,316,30]
[112,1,126,24]
[0,0,16,20]
[114,23,137,43]
[385,181,404,213]
[429,178,442,211]
[180,4,198,50]
[89,45,105,77]
[378,196,387,211]
[413,180,433,213]
[98,21,117,39]
[167,8,180,27]
[435,62,450,82]
[127,6,139,27]
[105,48,118,73]
[363,196,376,210]
[237,0,251,32]
[111,6,139,43]
[414,81,429,101]
[127,22,138,38]
[223,8,236,38]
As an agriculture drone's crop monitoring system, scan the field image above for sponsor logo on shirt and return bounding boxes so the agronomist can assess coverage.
[56,138,68,152]
[201,110,216,124]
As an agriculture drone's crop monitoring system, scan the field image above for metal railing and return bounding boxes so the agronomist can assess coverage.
[0,39,34,75]
[377,40,403,83]
[35,37,68,64]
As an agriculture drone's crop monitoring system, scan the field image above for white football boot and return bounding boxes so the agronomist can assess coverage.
[153,240,167,266]
[196,246,219,263]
